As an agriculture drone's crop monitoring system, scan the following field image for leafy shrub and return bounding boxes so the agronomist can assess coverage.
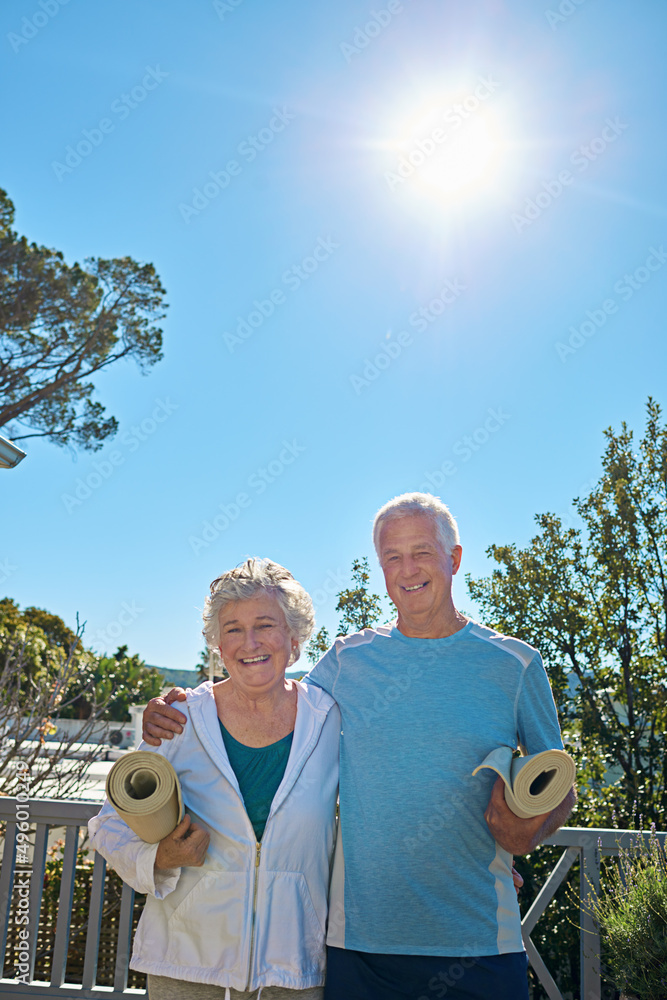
[588,826,667,1000]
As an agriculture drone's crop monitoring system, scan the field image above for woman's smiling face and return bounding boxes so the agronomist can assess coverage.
[218,592,297,693]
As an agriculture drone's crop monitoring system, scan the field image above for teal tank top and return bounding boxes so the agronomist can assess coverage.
[219,721,293,841]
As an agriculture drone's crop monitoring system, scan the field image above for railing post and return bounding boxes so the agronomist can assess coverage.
[580,835,600,1000]
[26,822,49,981]
[82,851,107,989]
[114,882,135,993]
[50,824,80,987]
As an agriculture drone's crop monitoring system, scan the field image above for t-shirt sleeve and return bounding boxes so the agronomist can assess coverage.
[303,644,339,696]
[517,652,565,754]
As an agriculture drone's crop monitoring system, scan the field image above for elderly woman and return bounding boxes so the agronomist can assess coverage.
[88,558,340,1000]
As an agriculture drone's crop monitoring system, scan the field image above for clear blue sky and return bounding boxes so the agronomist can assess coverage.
[2,0,666,669]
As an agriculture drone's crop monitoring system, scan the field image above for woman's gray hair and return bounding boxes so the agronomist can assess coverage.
[202,558,315,662]
[372,492,460,558]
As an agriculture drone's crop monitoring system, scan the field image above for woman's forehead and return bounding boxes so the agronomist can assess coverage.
[218,591,286,625]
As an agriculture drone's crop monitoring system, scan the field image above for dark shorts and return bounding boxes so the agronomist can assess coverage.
[323,947,529,1000]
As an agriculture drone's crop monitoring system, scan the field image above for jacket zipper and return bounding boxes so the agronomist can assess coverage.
[245,841,262,990]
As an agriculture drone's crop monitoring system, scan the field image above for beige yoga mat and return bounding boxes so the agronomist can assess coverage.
[106,751,184,843]
[472,746,576,819]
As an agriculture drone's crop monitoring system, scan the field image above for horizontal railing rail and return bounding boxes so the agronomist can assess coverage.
[1,797,664,999]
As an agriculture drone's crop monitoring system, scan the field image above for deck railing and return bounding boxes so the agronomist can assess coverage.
[528,826,666,1000]
[0,798,138,1000]
[1,796,664,999]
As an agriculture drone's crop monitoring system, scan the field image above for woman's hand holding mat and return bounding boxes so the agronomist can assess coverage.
[106,751,185,844]
[473,746,576,818]
[154,814,209,869]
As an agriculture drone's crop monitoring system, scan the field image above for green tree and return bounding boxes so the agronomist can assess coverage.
[0,596,89,696]
[0,187,167,451]
[466,398,667,998]
[0,601,162,722]
[0,601,165,795]
[195,646,228,683]
[306,557,386,664]
[467,398,667,829]
[0,605,103,797]
[306,627,331,665]
[60,644,164,721]
[335,557,385,635]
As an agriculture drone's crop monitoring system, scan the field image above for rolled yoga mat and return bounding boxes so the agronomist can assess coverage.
[472,746,576,819]
[106,751,184,843]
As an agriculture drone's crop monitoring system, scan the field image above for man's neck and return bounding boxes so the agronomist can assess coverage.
[396,607,468,640]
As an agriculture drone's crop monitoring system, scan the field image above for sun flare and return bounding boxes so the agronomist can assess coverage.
[382,86,512,207]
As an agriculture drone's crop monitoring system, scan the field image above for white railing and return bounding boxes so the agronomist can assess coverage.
[526,825,666,1000]
[1,797,664,999]
[0,798,138,999]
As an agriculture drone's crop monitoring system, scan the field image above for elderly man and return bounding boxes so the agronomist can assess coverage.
[144,493,574,1000]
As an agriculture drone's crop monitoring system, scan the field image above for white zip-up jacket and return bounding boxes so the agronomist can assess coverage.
[88,681,340,995]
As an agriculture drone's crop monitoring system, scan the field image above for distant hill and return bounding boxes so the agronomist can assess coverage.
[146,665,308,686]
[145,665,201,688]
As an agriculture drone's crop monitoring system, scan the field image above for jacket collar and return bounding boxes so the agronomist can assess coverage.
[186,681,335,814]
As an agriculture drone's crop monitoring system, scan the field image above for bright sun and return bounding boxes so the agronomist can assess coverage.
[382,87,511,206]
[420,117,499,194]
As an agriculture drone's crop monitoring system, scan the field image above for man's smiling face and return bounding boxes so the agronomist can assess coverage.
[378,513,462,635]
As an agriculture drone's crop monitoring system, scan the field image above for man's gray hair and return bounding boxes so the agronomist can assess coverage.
[372,492,460,558]
[202,558,315,661]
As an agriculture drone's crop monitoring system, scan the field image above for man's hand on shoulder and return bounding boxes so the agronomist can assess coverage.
[484,776,577,855]
[142,687,188,746]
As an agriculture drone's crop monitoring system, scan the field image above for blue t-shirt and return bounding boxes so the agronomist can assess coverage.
[306,621,564,956]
